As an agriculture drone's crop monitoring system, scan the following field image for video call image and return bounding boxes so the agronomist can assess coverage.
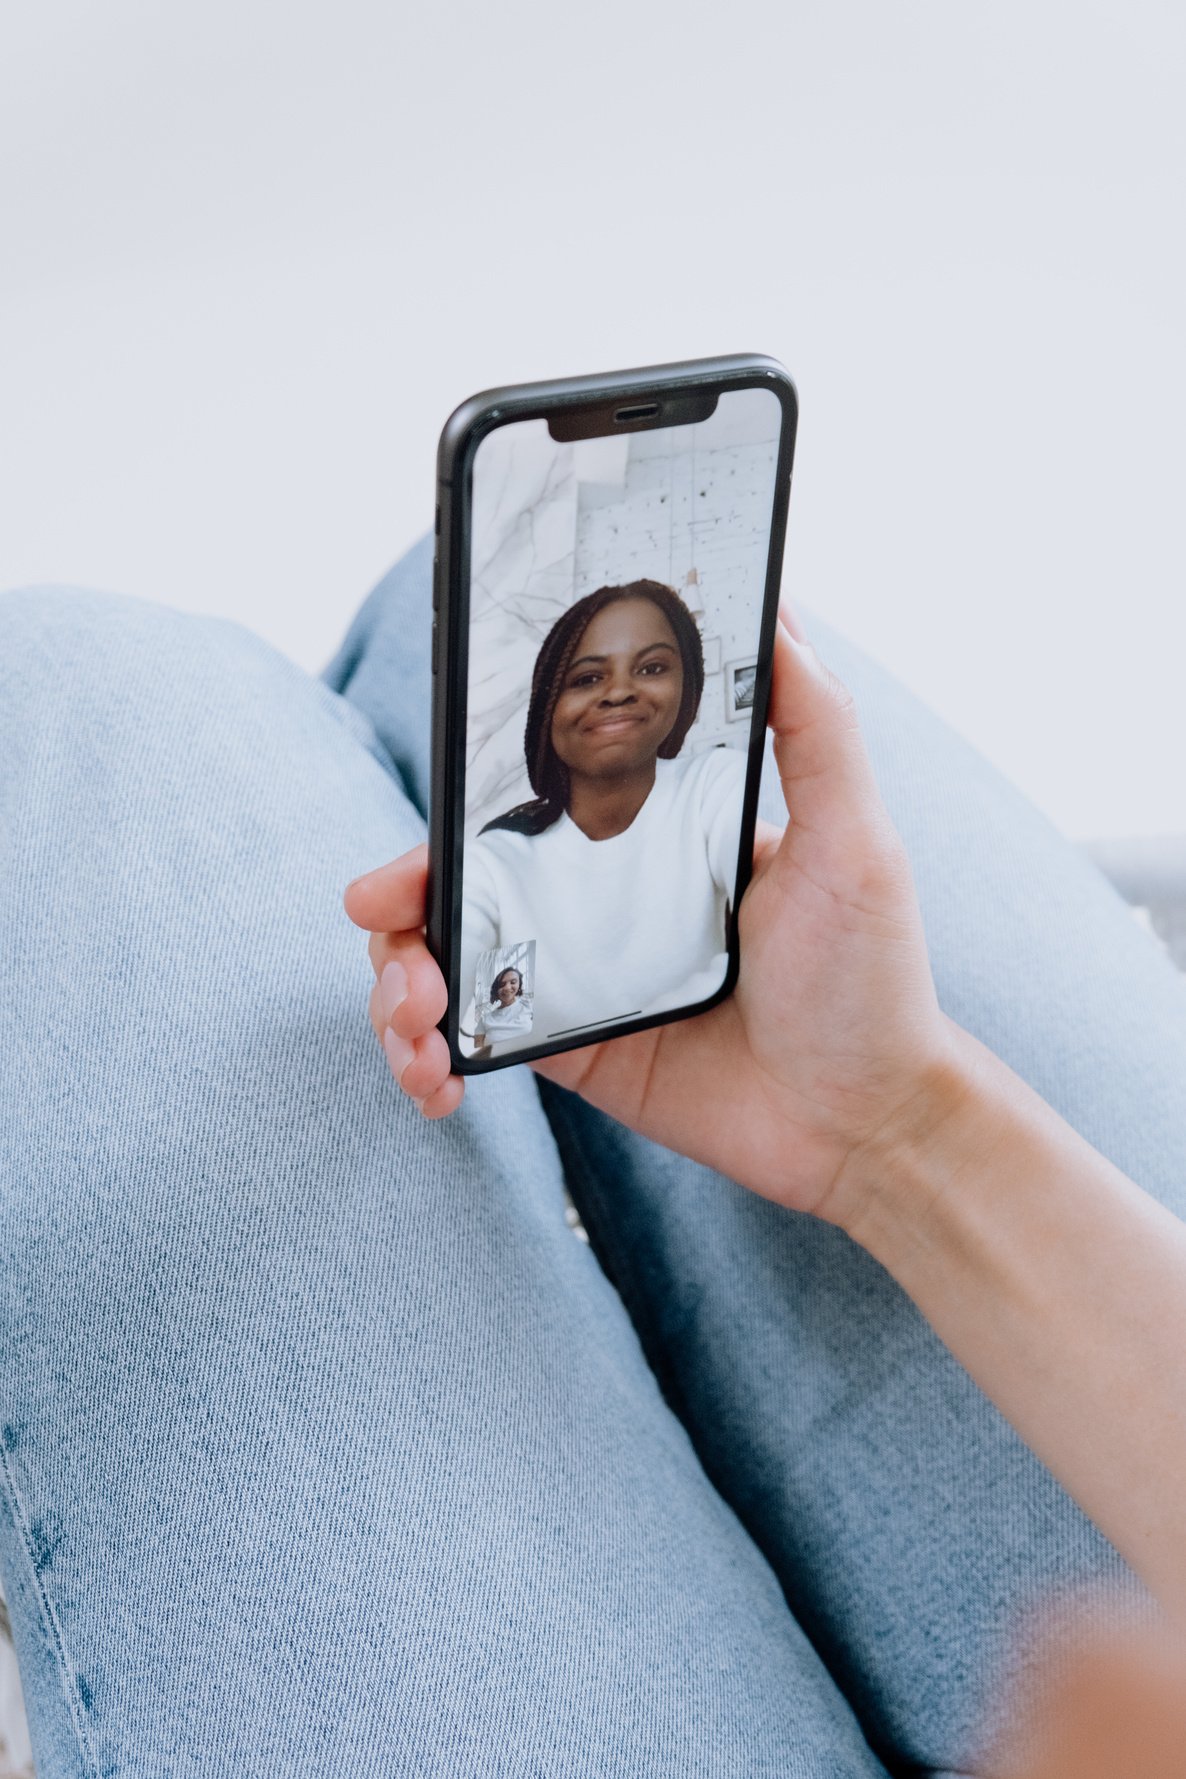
[471,940,536,1054]
[458,386,782,1060]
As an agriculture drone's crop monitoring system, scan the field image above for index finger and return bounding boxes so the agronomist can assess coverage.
[342,842,428,935]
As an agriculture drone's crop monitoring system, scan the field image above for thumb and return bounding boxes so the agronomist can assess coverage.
[768,610,885,843]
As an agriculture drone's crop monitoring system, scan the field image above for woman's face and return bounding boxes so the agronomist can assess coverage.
[550,598,684,781]
[494,971,520,1005]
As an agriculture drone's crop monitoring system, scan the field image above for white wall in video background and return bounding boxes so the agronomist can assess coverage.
[465,387,780,837]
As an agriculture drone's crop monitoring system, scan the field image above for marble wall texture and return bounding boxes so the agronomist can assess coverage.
[465,385,781,837]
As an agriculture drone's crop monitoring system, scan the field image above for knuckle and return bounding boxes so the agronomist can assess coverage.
[420,967,449,1027]
[389,958,447,1039]
[418,1028,451,1075]
[826,677,860,734]
[424,1075,462,1120]
[859,825,913,900]
[825,668,856,714]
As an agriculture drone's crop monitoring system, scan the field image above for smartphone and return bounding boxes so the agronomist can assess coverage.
[429,353,798,1074]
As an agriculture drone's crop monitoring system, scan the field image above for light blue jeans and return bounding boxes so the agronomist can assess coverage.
[2,538,1184,1778]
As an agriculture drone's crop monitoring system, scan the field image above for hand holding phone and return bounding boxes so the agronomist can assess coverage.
[345,599,947,1225]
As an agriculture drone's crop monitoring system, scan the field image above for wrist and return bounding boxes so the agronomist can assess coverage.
[821,1016,997,1249]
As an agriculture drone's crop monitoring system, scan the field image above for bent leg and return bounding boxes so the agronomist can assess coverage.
[327,541,1186,1773]
[0,586,886,1778]
[321,532,434,811]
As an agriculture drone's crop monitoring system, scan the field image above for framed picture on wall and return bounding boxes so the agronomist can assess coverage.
[700,633,722,675]
[724,658,758,721]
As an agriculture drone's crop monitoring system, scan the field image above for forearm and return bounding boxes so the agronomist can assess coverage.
[838,1019,1186,1616]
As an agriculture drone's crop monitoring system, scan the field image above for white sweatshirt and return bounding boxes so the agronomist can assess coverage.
[473,997,534,1039]
[460,746,747,1055]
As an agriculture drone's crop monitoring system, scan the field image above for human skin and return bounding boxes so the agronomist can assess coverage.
[993,1617,1186,1778]
[343,605,1186,1636]
[548,596,684,841]
[492,970,521,1007]
[471,969,522,1051]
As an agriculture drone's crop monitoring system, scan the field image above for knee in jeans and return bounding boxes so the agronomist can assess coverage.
[1,586,233,715]
[0,585,299,765]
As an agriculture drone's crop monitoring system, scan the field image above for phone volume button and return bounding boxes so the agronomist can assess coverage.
[431,615,439,674]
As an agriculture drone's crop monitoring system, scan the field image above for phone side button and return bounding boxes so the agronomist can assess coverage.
[431,615,439,674]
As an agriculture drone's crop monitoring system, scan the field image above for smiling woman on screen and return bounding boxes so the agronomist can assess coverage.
[459,580,746,1054]
[472,967,533,1052]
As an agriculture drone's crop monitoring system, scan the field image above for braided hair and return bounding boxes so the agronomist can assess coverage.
[480,580,705,837]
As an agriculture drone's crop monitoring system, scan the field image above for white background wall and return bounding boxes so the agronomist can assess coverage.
[2,0,1183,841]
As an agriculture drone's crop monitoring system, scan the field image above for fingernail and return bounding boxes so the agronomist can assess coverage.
[380,960,408,1024]
[383,1027,415,1087]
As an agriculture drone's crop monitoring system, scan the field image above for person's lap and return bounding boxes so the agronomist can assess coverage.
[329,538,1186,1772]
[2,538,1182,1777]
[0,583,884,1777]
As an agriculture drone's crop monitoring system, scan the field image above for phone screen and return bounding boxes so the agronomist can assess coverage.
[457,384,784,1062]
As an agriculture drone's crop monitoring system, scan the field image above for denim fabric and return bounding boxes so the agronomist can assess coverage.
[0,581,883,1777]
[327,541,1186,1772]
[0,543,1181,1776]
[535,634,1186,1771]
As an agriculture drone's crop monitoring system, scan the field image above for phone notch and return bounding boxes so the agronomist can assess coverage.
[548,390,717,442]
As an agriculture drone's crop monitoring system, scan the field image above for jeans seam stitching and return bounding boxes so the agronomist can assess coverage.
[0,1441,101,1779]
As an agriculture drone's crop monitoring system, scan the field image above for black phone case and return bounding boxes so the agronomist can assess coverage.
[429,353,798,1075]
